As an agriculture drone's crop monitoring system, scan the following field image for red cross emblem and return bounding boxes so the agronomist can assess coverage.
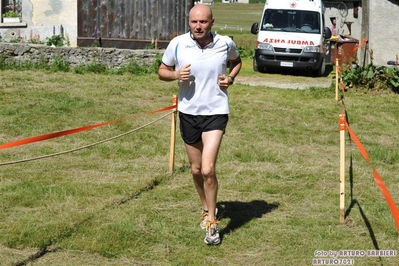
[290,2,297,8]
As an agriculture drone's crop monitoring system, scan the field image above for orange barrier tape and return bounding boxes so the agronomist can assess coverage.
[336,40,368,95]
[0,104,177,150]
[337,38,369,63]
[344,118,399,232]
[349,38,369,57]
[338,111,346,131]
[337,65,342,76]
[335,66,346,94]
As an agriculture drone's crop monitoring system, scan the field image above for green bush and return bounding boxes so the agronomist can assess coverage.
[46,35,64,47]
[50,56,70,72]
[2,11,20,17]
[341,64,399,92]
[237,45,255,59]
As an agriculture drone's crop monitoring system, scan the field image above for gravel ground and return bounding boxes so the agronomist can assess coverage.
[235,74,333,89]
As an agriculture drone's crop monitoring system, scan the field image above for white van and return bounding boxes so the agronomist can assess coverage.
[251,0,331,76]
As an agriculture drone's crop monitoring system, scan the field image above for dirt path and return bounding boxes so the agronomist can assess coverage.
[235,74,333,89]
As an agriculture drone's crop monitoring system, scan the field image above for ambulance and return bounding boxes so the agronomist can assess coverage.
[251,0,331,76]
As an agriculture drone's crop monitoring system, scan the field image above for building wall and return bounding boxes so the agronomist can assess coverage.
[323,2,362,39]
[369,0,399,65]
[0,0,78,46]
[324,0,399,66]
[1,0,193,49]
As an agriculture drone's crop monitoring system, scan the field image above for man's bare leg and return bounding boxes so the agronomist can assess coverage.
[184,129,224,221]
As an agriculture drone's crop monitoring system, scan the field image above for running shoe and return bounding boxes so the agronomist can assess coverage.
[204,220,220,245]
[200,208,218,230]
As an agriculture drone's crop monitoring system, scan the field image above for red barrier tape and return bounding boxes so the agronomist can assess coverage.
[337,38,369,63]
[0,104,177,150]
[336,39,399,231]
[337,66,346,94]
[344,117,399,232]
[349,38,369,57]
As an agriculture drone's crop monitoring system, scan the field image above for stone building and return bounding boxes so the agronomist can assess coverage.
[0,0,195,49]
[324,0,399,66]
[0,0,77,46]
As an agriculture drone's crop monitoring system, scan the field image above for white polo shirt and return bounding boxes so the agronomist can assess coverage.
[161,32,240,115]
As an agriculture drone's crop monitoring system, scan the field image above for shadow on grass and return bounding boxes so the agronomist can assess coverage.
[344,155,383,265]
[216,200,279,240]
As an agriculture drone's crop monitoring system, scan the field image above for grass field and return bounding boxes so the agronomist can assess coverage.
[1,3,399,266]
[211,2,263,49]
[1,60,399,265]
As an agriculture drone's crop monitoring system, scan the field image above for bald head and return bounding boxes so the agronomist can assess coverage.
[190,4,213,20]
[189,4,214,46]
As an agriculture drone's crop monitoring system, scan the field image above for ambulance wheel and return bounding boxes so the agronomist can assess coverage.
[258,66,267,73]
[312,58,326,77]
[253,58,258,72]
[254,58,267,73]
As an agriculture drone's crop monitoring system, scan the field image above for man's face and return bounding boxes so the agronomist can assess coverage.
[189,8,214,42]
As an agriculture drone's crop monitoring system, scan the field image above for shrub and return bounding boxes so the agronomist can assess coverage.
[50,56,70,72]
[341,64,399,93]
[46,35,64,47]
[2,11,20,17]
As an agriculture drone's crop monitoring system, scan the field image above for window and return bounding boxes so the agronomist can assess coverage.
[1,0,25,26]
[2,0,21,14]
[4,0,21,13]
[261,9,321,34]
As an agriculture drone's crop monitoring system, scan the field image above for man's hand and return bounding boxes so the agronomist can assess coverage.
[158,63,191,82]
[218,75,231,90]
[177,64,191,81]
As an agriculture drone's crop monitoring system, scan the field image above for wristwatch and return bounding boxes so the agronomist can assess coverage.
[228,75,235,85]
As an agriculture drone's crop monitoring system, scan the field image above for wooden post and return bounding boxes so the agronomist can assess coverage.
[335,58,339,101]
[169,95,177,174]
[339,113,346,223]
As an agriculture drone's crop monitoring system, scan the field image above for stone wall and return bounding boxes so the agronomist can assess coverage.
[0,43,164,69]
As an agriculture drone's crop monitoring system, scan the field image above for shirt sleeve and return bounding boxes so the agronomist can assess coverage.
[161,37,178,67]
[228,39,240,61]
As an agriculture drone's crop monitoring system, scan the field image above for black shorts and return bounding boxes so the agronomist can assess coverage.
[179,112,228,144]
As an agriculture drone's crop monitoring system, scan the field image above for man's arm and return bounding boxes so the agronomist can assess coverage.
[158,63,191,82]
[228,57,242,84]
[218,56,243,89]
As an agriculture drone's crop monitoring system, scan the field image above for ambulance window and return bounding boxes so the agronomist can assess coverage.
[261,9,288,30]
[300,12,320,33]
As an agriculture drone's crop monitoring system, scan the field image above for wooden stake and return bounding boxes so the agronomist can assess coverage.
[339,113,346,223]
[169,95,177,174]
[335,58,339,101]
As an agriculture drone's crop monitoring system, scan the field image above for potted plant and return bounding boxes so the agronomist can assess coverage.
[2,11,21,23]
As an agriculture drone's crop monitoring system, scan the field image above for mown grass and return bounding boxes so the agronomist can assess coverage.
[211,2,263,52]
[1,61,399,265]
